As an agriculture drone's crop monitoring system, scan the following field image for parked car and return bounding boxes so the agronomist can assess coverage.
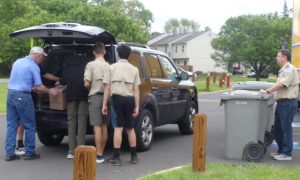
[177,67,193,80]
[10,22,199,151]
[232,67,243,75]
[247,71,269,78]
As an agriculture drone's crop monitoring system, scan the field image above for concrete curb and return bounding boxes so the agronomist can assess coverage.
[198,89,230,95]
[151,165,185,175]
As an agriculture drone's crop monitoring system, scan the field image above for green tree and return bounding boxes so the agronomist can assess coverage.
[164,18,200,34]
[164,18,180,34]
[67,4,148,43]
[0,0,153,76]
[190,20,200,32]
[211,14,292,80]
[0,1,65,74]
[282,0,290,17]
[0,0,34,24]
[33,0,82,15]
[93,0,153,32]
[125,0,153,32]
[180,18,190,33]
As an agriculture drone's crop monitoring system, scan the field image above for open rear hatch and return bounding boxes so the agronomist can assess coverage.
[10,22,116,44]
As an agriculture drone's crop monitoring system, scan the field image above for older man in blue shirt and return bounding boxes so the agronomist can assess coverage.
[6,46,57,161]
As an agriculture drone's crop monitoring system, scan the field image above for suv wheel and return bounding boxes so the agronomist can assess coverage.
[37,129,64,146]
[178,101,197,135]
[135,109,154,152]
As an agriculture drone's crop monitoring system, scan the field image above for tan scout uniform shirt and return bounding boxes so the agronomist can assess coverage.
[84,58,110,96]
[275,62,299,100]
[110,59,141,96]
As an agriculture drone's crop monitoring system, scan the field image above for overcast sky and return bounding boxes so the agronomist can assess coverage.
[139,0,293,33]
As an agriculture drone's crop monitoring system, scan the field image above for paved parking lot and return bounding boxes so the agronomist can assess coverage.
[0,91,300,180]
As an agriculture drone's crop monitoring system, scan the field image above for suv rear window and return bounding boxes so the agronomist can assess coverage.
[128,52,143,79]
[144,54,163,78]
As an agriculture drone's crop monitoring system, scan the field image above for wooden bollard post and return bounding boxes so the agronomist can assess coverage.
[226,73,231,88]
[193,114,207,172]
[74,146,96,180]
[219,77,223,88]
[206,73,210,91]
[213,72,216,84]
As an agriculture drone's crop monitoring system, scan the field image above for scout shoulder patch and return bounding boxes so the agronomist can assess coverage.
[283,65,292,73]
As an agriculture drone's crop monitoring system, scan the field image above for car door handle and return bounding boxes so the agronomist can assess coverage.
[152,86,158,90]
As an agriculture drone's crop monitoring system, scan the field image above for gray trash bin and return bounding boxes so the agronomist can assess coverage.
[220,90,274,162]
[233,81,275,146]
[233,81,274,91]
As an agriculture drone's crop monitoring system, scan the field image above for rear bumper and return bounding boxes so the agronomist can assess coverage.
[36,109,68,135]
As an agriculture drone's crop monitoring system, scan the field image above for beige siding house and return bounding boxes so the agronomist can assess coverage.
[148,31,224,72]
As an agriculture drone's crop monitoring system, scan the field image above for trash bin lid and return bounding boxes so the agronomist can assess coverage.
[220,90,273,100]
[233,81,274,91]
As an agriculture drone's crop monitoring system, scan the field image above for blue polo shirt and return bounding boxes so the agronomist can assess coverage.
[8,56,42,92]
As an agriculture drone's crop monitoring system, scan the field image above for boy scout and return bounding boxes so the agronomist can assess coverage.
[260,49,299,160]
[105,44,140,166]
[84,42,110,164]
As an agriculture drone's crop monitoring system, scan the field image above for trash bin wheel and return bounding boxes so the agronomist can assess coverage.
[243,142,264,162]
[264,131,274,147]
[258,140,267,154]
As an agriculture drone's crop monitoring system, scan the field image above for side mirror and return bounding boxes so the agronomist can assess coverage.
[180,71,189,80]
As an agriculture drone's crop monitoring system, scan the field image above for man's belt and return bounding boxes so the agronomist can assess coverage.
[91,92,103,96]
[276,98,296,103]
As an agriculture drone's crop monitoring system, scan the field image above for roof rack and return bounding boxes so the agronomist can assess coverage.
[117,41,150,49]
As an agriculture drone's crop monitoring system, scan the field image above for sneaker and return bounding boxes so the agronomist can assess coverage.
[269,152,280,157]
[106,157,122,166]
[273,154,292,161]
[15,147,25,156]
[96,155,105,164]
[130,155,139,164]
[5,155,20,161]
[67,152,74,159]
[24,153,41,160]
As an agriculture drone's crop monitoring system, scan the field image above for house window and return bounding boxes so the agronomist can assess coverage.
[184,60,187,65]
[165,46,167,53]
[182,45,184,52]
[175,45,177,53]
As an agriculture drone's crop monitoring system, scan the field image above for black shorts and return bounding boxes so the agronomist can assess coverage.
[111,95,135,129]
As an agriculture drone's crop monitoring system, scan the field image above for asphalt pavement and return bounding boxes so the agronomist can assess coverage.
[0,91,300,180]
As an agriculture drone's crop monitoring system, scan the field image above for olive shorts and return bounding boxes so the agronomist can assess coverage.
[88,94,109,126]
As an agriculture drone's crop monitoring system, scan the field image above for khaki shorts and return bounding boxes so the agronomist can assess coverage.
[88,94,109,126]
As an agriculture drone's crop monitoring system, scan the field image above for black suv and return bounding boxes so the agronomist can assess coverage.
[10,22,198,151]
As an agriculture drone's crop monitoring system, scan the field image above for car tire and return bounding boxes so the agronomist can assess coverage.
[178,101,197,135]
[135,109,154,152]
[37,128,64,146]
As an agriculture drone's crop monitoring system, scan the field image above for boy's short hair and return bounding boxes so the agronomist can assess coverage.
[117,44,131,59]
[93,42,106,55]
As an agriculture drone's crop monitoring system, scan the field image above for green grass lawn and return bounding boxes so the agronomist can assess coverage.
[138,163,300,180]
[0,82,7,113]
[196,75,276,92]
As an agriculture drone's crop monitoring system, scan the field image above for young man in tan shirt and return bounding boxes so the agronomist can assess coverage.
[84,42,111,163]
[104,44,140,166]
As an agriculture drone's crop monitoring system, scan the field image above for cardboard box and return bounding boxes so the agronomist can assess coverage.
[49,86,67,110]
